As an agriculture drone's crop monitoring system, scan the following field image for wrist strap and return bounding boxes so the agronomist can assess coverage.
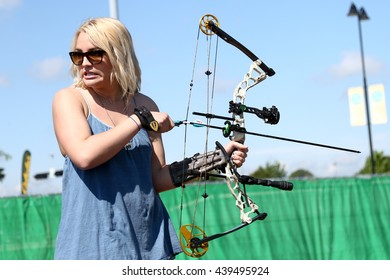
[134,106,159,132]
[129,115,141,130]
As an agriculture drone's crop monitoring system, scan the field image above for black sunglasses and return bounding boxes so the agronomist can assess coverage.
[69,50,106,66]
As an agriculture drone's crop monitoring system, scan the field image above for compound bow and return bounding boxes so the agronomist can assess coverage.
[175,14,359,258]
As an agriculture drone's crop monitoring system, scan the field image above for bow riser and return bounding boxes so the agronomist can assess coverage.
[230,62,267,144]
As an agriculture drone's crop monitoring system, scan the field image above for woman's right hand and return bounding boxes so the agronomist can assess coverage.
[150,111,175,133]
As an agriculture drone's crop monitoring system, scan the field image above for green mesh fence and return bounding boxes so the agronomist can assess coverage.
[1,176,389,260]
[0,194,62,259]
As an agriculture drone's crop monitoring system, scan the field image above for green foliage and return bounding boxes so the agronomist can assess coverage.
[357,150,390,175]
[0,150,11,160]
[0,168,5,182]
[0,149,11,182]
[250,161,287,178]
[289,169,314,179]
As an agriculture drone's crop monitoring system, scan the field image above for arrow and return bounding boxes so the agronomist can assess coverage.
[175,120,361,154]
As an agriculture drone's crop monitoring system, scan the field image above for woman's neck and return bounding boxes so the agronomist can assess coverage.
[90,83,124,103]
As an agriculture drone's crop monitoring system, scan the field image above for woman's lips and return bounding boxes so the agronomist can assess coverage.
[83,71,98,79]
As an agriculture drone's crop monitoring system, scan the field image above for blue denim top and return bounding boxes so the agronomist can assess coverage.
[55,95,181,259]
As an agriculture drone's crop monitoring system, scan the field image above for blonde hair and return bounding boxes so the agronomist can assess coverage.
[70,17,141,100]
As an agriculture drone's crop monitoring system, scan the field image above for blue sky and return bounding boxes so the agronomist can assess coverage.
[0,0,389,196]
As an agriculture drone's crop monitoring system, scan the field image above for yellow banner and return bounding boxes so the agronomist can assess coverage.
[21,150,31,195]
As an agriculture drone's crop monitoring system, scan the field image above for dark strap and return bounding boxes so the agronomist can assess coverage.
[134,106,159,132]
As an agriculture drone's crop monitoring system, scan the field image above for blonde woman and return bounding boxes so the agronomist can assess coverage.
[52,17,248,260]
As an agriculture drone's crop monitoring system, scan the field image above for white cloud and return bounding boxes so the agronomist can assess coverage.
[328,51,384,79]
[0,0,21,11]
[31,57,68,81]
[311,51,385,85]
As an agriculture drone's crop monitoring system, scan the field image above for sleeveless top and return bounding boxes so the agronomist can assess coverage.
[54,92,182,260]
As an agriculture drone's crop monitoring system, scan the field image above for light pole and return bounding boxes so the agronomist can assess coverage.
[347,2,375,175]
[109,0,119,19]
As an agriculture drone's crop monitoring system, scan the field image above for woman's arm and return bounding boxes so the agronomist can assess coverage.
[52,88,140,170]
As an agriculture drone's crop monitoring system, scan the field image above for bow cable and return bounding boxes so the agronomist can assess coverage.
[178,26,200,254]
[179,18,220,257]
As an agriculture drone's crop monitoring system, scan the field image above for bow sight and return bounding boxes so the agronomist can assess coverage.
[228,101,280,125]
[192,104,280,138]
[193,102,280,126]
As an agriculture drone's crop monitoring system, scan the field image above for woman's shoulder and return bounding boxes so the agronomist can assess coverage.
[54,86,85,99]
[53,86,89,114]
[134,91,159,111]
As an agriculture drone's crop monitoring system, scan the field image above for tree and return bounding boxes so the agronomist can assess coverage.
[357,150,390,175]
[289,169,314,179]
[0,168,5,182]
[250,161,287,178]
[0,150,11,182]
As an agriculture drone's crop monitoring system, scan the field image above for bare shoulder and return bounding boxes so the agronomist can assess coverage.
[53,86,80,102]
[53,86,88,115]
[134,91,159,111]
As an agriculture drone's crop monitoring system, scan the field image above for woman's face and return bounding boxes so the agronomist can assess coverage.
[73,32,113,89]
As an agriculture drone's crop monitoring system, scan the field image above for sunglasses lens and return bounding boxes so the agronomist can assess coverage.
[69,50,104,65]
[69,52,83,65]
[87,51,104,64]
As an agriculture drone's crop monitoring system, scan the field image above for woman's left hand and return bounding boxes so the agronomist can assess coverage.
[224,141,248,167]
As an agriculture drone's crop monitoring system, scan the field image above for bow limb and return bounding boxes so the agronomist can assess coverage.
[200,15,275,77]
[189,210,267,249]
